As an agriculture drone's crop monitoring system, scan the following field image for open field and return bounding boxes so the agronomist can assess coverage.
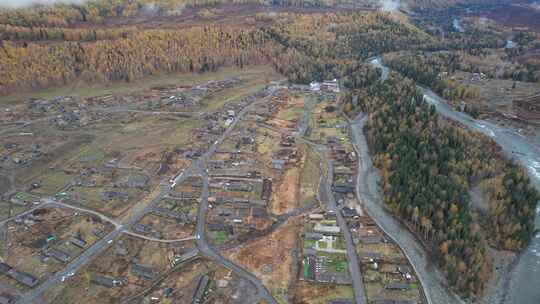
[293,281,354,304]
[225,218,301,303]
[299,143,322,207]
[269,163,301,215]
[0,65,278,105]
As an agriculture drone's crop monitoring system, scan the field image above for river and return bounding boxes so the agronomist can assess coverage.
[453,18,465,33]
[369,57,540,304]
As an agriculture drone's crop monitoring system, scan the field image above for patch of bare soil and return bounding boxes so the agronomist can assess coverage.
[225,218,300,301]
[269,153,306,215]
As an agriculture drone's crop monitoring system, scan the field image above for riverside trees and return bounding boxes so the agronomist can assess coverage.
[347,74,538,297]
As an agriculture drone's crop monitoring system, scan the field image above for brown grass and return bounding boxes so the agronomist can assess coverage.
[225,218,301,303]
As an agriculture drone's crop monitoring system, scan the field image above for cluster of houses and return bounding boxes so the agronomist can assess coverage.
[55,166,150,209]
[188,89,269,161]
[133,178,201,239]
[33,233,90,265]
[309,79,341,93]
[6,192,40,208]
[1,141,44,168]
[270,134,301,171]
[0,214,96,292]
[302,212,352,285]
[143,77,243,111]
[90,244,200,304]
[344,202,420,303]
[26,96,95,129]
[2,207,115,291]
[48,109,92,129]
[204,123,274,244]
[206,177,269,244]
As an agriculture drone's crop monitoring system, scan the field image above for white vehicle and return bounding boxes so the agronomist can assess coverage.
[107,239,113,244]
[169,171,183,183]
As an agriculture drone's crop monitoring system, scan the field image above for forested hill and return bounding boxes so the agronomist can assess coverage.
[0,0,521,96]
[0,9,435,95]
[0,0,516,28]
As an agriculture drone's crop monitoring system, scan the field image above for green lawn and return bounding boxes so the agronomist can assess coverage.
[213,230,228,244]
[334,236,346,250]
[303,256,313,279]
[318,252,348,273]
[304,239,316,249]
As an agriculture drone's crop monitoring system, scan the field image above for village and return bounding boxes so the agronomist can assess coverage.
[0,66,426,304]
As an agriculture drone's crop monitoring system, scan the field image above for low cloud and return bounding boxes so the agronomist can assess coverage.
[0,0,87,9]
[379,0,401,12]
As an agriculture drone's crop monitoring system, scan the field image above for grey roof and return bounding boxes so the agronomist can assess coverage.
[193,275,210,303]
[0,293,16,304]
[47,248,71,263]
[90,274,120,288]
[101,191,129,201]
[70,237,87,248]
[384,282,411,290]
[327,300,354,304]
[8,270,38,287]
[208,222,226,231]
[358,235,383,244]
[358,252,382,261]
[251,207,267,217]
[341,207,358,217]
[305,233,324,241]
[0,263,11,274]
[172,249,199,266]
[131,263,156,280]
[332,185,354,194]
